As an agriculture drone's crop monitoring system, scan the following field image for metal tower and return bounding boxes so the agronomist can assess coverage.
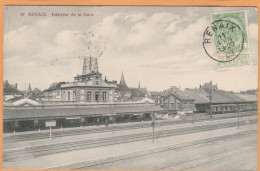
[82,56,99,75]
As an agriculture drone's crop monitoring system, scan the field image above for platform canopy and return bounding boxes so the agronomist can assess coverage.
[3,103,167,121]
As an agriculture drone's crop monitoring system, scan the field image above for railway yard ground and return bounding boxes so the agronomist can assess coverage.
[3,111,258,170]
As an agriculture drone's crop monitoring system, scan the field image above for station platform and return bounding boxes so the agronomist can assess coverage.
[3,113,258,170]
[3,111,254,137]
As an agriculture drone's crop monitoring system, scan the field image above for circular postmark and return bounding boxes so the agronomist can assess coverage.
[203,20,244,63]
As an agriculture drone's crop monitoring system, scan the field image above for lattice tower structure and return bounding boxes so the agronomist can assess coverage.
[82,56,99,75]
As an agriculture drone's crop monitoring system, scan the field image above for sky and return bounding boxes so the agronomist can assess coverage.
[3,6,258,92]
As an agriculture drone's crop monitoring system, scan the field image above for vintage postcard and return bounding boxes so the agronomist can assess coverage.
[2,5,258,170]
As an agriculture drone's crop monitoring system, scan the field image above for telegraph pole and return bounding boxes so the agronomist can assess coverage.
[208,81,213,117]
[152,113,155,143]
[50,126,52,139]
[237,105,240,129]
[13,121,16,134]
[210,86,213,117]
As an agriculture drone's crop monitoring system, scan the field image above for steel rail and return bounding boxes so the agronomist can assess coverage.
[3,118,257,162]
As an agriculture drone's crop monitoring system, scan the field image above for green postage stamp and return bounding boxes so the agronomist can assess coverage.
[203,11,250,70]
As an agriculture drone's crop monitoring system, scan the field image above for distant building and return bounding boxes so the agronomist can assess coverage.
[150,86,195,112]
[35,90,47,101]
[116,72,151,102]
[32,88,42,98]
[44,82,66,101]
[186,81,258,113]
[150,91,165,105]
[200,81,218,92]
[23,83,42,99]
[61,72,117,102]
[24,83,32,97]
[118,72,129,91]
[162,93,195,112]
[3,80,23,101]
[44,57,117,103]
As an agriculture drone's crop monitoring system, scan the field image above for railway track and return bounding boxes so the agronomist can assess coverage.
[48,129,257,170]
[4,111,257,142]
[3,118,257,162]
[156,141,256,170]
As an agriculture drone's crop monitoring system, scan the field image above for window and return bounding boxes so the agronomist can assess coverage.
[95,92,99,101]
[68,92,70,101]
[96,80,99,85]
[103,92,107,101]
[87,91,92,101]
[73,91,76,101]
[80,90,84,101]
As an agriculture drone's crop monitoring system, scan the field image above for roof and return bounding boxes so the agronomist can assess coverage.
[3,81,23,96]
[33,88,42,94]
[150,91,167,96]
[3,103,167,121]
[167,86,182,93]
[234,93,258,102]
[130,97,154,103]
[74,72,102,79]
[164,93,195,101]
[212,90,244,103]
[5,97,39,107]
[186,88,256,104]
[129,88,147,97]
[46,82,66,91]
[186,88,209,103]
[150,91,162,96]
[117,83,129,91]
[6,96,24,102]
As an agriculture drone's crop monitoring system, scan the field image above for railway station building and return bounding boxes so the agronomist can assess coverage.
[43,72,117,103]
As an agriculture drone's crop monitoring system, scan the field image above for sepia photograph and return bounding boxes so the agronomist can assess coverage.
[2,5,258,170]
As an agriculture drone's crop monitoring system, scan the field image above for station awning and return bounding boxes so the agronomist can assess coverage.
[3,103,167,121]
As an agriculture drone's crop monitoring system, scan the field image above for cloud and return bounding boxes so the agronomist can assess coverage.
[96,12,180,47]
[124,12,146,22]
[167,17,208,46]
[248,23,258,66]
[4,19,59,59]
[3,6,258,92]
